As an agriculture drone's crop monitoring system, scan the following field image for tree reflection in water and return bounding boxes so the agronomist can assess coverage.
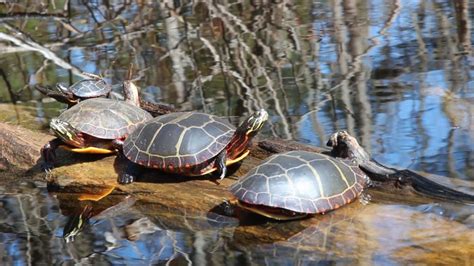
[0,0,472,264]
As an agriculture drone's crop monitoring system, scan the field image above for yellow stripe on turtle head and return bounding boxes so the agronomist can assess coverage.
[226,149,250,165]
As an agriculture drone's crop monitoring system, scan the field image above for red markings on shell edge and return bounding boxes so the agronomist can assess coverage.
[342,195,349,204]
[326,199,334,210]
[168,164,174,171]
[314,205,321,214]
[349,188,357,198]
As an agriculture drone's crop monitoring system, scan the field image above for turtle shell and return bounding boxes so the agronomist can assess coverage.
[57,98,152,139]
[230,151,368,215]
[69,78,111,98]
[122,112,235,169]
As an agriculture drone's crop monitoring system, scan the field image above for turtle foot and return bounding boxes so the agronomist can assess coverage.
[118,174,135,185]
[219,200,235,217]
[41,138,61,173]
[41,162,54,173]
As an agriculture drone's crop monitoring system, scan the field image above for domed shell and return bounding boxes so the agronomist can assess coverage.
[69,78,111,98]
[230,151,367,214]
[122,112,235,168]
[57,98,152,139]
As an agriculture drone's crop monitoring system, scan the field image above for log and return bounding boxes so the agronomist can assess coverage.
[0,123,53,171]
[1,121,473,264]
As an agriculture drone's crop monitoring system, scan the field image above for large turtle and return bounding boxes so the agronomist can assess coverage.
[41,87,153,172]
[230,131,474,220]
[230,151,369,220]
[118,109,269,184]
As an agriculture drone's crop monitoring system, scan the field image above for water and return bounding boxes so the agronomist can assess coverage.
[0,0,473,264]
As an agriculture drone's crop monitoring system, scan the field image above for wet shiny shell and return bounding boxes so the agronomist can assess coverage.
[57,98,152,139]
[69,78,111,98]
[123,112,235,168]
[230,151,367,214]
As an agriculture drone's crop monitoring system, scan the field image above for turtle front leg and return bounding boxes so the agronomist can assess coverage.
[111,138,124,152]
[41,138,63,172]
[215,151,227,180]
[118,161,144,185]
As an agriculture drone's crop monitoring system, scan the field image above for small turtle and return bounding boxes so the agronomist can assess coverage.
[229,151,369,220]
[35,75,174,116]
[35,73,111,106]
[118,109,269,184]
[41,83,153,172]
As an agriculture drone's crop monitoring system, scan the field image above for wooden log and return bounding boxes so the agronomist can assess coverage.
[0,122,53,171]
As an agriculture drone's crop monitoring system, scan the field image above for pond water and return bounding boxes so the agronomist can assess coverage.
[0,0,473,265]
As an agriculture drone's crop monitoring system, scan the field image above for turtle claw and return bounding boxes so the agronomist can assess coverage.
[118,174,135,185]
[41,138,60,173]
[120,162,143,185]
[359,192,372,205]
[41,162,54,173]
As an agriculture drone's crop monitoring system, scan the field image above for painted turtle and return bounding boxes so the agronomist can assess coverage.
[230,131,474,221]
[35,75,174,116]
[118,109,269,184]
[35,73,111,106]
[41,97,152,172]
[230,151,369,220]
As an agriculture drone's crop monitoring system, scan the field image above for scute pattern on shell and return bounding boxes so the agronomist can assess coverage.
[230,151,367,214]
[57,98,152,139]
[123,112,236,169]
[69,78,111,97]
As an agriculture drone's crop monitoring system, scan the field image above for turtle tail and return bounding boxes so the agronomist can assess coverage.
[402,170,474,204]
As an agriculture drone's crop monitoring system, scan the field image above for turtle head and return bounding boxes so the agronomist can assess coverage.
[53,83,79,105]
[237,109,268,137]
[56,83,69,93]
[50,118,84,147]
[63,205,93,243]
